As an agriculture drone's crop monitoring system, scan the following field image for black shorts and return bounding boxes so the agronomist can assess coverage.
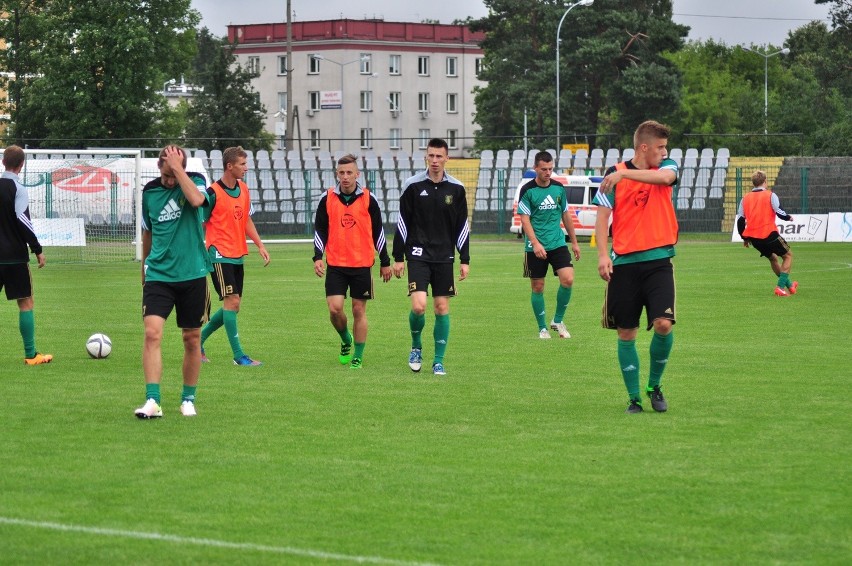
[407,260,457,297]
[524,246,573,279]
[210,262,245,300]
[325,265,374,300]
[0,263,33,300]
[142,278,210,329]
[602,258,676,331]
[748,232,790,258]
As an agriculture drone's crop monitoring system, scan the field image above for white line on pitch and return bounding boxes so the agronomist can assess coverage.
[0,517,443,566]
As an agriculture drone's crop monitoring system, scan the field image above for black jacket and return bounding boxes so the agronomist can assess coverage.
[392,170,470,264]
[0,177,42,263]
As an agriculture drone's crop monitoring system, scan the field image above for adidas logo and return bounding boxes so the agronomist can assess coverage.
[664,308,673,314]
[158,199,181,222]
[622,364,637,371]
[420,189,429,196]
[362,291,370,297]
[436,339,447,345]
[539,194,558,210]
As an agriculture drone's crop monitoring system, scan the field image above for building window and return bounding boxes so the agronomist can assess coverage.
[246,56,260,75]
[418,92,430,114]
[278,92,288,113]
[360,54,372,74]
[309,54,320,74]
[447,129,458,149]
[389,54,401,75]
[388,91,401,113]
[418,56,430,76]
[418,129,431,149]
[475,58,484,77]
[278,55,288,76]
[360,90,372,112]
[309,129,321,149]
[309,91,320,112]
[390,128,401,149]
[446,93,458,114]
[360,128,372,149]
[446,57,458,77]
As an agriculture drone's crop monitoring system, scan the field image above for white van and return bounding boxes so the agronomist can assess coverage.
[509,170,604,236]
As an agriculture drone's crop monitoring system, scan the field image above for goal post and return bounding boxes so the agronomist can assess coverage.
[16,149,210,263]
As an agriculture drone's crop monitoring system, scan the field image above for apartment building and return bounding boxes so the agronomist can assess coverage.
[228,19,486,157]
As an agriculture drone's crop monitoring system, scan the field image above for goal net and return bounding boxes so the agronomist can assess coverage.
[16,149,208,263]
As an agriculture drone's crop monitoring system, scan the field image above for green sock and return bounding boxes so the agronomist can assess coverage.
[201,308,224,345]
[648,332,674,390]
[182,385,197,403]
[146,383,161,405]
[617,339,641,400]
[778,272,790,288]
[433,313,450,364]
[337,327,352,346]
[223,309,245,359]
[19,309,36,358]
[554,285,572,323]
[409,310,425,349]
[531,292,546,330]
[354,342,365,359]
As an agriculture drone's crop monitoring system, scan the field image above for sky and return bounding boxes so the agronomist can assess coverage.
[191,0,834,47]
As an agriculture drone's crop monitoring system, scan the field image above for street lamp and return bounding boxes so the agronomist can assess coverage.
[742,46,790,135]
[310,54,369,150]
[556,0,594,151]
[503,58,530,155]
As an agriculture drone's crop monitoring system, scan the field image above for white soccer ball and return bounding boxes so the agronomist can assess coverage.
[86,333,112,359]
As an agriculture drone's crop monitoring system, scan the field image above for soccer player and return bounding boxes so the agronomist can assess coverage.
[135,145,212,419]
[313,154,392,369]
[518,151,581,339]
[0,145,52,365]
[594,120,679,414]
[393,137,470,376]
[199,146,270,366]
[736,170,798,296]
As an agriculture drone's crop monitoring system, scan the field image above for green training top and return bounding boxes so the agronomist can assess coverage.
[517,178,569,252]
[141,172,212,282]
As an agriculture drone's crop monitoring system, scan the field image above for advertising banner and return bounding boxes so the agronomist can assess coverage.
[731,214,828,242]
[826,212,852,242]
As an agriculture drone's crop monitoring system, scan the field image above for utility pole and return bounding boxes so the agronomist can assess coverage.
[285,0,294,151]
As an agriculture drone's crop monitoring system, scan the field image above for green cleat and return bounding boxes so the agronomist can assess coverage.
[349,358,363,370]
[339,342,353,365]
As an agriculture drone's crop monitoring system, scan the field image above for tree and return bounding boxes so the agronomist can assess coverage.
[470,0,687,150]
[184,29,271,152]
[0,0,199,148]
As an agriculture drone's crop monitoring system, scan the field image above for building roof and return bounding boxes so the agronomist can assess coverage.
[228,19,485,51]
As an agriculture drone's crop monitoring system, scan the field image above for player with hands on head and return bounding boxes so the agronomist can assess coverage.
[135,145,212,419]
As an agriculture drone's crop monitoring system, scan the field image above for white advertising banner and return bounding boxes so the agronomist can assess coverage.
[320,90,342,109]
[826,212,852,242]
[32,217,86,246]
[731,214,828,242]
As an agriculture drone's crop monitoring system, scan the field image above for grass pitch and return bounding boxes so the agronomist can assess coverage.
[1,239,850,565]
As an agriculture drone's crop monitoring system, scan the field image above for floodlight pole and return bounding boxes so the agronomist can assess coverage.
[556,0,594,152]
[742,46,790,135]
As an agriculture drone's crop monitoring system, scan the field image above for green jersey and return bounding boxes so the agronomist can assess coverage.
[141,172,212,282]
[517,179,568,252]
